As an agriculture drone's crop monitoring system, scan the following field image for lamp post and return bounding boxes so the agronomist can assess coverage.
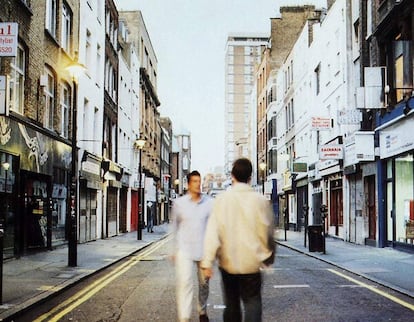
[65,58,86,267]
[135,138,146,240]
[0,161,9,304]
[259,162,266,194]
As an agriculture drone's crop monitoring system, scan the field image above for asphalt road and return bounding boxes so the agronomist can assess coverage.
[14,236,414,322]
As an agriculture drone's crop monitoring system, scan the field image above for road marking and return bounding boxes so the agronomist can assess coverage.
[328,268,414,311]
[33,236,172,322]
[337,284,364,288]
[273,284,310,288]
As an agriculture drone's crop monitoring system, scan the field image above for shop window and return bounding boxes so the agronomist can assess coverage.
[395,154,414,243]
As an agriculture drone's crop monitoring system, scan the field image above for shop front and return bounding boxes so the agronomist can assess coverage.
[379,114,414,248]
[79,152,101,243]
[0,116,72,257]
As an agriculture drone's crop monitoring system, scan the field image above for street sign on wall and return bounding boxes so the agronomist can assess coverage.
[0,22,18,57]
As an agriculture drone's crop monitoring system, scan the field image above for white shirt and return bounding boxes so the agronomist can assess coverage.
[171,194,213,261]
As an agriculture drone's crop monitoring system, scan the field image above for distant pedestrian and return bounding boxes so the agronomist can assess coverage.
[147,201,154,233]
[201,158,275,322]
[170,170,213,322]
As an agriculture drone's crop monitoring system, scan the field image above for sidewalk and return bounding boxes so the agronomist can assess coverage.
[275,229,414,298]
[0,224,170,321]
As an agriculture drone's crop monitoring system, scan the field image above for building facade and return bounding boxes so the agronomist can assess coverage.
[0,0,80,257]
[224,34,268,176]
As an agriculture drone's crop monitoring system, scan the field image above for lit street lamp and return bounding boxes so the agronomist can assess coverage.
[65,57,86,267]
[0,161,9,304]
[135,138,146,240]
[174,178,179,196]
[259,162,266,194]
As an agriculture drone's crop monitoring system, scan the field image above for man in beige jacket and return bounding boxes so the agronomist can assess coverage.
[201,158,275,322]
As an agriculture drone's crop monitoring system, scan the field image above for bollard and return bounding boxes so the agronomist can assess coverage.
[320,204,328,254]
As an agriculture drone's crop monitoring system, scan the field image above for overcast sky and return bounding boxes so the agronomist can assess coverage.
[115,0,327,175]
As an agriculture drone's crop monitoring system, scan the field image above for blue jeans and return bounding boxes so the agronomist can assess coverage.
[219,268,262,322]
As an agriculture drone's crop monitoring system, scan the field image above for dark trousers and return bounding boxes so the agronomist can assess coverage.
[219,267,262,322]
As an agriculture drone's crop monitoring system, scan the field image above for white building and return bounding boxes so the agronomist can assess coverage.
[77,0,105,242]
[117,18,141,233]
[273,0,363,241]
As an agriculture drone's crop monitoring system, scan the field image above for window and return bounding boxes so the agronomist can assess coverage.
[46,0,57,37]
[44,67,55,130]
[9,44,25,114]
[60,83,70,138]
[61,3,72,52]
[393,40,412,102]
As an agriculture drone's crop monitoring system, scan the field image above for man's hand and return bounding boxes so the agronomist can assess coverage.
[201,267,213,279]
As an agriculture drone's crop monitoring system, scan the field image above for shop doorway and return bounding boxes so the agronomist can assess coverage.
[79,184,97,243]
[366,175,377,241]
[20,171,52,252]
[330,179,343,237]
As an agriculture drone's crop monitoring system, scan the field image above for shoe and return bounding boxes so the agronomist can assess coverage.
[199,314,209,322]
[151,230,154,233]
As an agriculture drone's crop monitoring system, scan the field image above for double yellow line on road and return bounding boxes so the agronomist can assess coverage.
[328,268,414,311]
[34,236,172,322]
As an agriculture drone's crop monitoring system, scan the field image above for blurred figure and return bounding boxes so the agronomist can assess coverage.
[146,201,154,233]
[201,158,275,322]
[171,170,213,322]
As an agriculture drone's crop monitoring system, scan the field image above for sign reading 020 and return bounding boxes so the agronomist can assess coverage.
[0,22,18,57]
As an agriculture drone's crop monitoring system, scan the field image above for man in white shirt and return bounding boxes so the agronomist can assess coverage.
[201,158,275,322]
[171,170,213,322]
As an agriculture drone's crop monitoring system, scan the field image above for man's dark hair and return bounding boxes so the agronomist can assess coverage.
[231,158,252,183]
[187,170,201,182]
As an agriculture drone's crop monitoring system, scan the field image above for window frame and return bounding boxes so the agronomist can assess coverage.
[44,67,56,130]
[9,44,25,114]
[60,82,71,138]
[46,0,57,37]
[61,2,72,52]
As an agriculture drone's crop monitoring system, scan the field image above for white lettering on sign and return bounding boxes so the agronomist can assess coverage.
[0,23,18,57]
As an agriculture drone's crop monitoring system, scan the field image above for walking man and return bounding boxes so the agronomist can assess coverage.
[171,170,213,322]
[201,158,275,322]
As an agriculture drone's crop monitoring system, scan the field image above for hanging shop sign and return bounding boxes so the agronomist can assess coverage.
[0,22,18,57]
[344,131,375,167]
[311,117,332,130]
[0,76,9,116]
[319,144,343,160]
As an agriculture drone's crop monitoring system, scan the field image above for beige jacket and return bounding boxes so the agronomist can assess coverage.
[201,182,275,274]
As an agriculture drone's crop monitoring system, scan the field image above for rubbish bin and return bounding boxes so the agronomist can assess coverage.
[308,225,323,252]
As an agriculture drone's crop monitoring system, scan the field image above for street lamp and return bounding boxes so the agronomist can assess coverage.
[65,57,86,267]
[0,161,9,304]
[135,138,146,240]
[259,162,266,194]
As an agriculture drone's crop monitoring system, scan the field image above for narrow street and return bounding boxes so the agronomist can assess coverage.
[15,237,414,322]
